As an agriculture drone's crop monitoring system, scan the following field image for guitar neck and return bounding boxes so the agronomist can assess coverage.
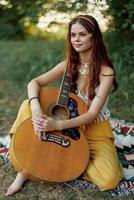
[57,74,72,107]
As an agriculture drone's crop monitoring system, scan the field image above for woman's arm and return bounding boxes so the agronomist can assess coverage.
[27,61,66,108]
[27,61,66,139]
[27,61,66,100]
[57,66,115,130]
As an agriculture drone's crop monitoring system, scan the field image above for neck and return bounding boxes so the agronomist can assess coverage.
[79,50,92,63]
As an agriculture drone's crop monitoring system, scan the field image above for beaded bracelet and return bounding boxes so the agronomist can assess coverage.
[28,97,39,105]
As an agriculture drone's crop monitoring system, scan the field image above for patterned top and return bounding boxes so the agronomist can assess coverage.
[77,87,111,122]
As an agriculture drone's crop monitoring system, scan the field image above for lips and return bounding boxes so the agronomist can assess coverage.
[73,44,83,48]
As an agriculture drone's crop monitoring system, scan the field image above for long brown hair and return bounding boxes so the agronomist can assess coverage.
[66,15,118,99]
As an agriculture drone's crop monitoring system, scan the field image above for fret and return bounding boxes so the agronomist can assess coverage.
[58,99,68,106]
[62,83,70,87]
[61,89,70,93]
[62,83,70,88]
[60,92,68,97]
[61,94,67,99]
[58,94,69,103]
[58,99,67,104]
[61,87,70,92]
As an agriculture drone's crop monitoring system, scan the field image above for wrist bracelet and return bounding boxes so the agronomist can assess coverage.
[28,97,39,105]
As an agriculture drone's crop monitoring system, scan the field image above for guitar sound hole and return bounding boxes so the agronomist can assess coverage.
[52,105,69,120]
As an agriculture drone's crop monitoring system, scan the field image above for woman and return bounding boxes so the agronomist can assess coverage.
[6,15,123,196]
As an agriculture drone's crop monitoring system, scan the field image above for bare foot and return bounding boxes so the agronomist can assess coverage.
[6,173,27,196]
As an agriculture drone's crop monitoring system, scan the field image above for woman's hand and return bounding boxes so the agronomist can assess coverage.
[32,114,61,135]
[31,104,44,140]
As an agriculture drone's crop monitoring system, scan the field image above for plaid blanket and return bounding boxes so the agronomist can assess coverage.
[0,117,134,196]
[0,135,9,163]
[109,117,134,181]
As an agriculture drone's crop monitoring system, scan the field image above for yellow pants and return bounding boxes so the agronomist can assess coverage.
[10,100,123,191]
[83,122,123,191]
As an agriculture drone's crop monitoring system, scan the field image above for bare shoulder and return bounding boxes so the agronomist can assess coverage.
[100,65,115,76]
[99,65,115,89]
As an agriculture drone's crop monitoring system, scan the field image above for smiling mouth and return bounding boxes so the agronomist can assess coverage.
[73,44,83,48]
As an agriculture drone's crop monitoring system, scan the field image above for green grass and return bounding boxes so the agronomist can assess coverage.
[0,40,133,199]
[0,40,133,121]
[0,163,134,200]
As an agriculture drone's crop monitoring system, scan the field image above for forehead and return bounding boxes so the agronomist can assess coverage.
[71,23,87,33]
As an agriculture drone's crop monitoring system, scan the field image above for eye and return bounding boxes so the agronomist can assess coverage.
[80,33,87,36]
[70,33,76,37]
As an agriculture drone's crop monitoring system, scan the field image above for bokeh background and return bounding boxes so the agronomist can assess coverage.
[0,1,134,199]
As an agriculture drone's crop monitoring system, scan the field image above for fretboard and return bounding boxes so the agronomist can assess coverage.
[57,75,72,107]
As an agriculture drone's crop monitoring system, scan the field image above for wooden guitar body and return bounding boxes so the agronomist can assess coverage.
[9,87,89,182]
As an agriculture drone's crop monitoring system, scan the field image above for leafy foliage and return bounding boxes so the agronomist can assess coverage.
[105,0,134,41]
[103,0,134,120]
[0,0,89,39]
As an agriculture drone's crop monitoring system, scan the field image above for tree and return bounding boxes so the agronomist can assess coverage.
[105,0,134,41]
[0,0,89,39]
[104,0,134,120]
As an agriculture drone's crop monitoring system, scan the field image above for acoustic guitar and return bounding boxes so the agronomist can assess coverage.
[9,75,89,183]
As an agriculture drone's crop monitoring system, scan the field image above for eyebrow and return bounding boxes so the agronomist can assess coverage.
[71,31,88,34]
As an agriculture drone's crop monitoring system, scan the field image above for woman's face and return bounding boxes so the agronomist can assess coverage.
[70,23,92,53]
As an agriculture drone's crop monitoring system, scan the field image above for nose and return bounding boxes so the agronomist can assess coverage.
[75,34,80,41]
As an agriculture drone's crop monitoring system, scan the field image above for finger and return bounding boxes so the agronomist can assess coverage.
[34,130,37,136]
[33,126,38,136]
[37,131,42,140]
[32,120,43,127]
[32,119,46,127]
[33,126,45,132]
[32,121,46,130]
[42,131,46,136]
[42,114,49,119]
[32,118,43,124]
[33,123,47,132]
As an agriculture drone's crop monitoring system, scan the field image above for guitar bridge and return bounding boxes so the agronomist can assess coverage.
[41,134,70,147]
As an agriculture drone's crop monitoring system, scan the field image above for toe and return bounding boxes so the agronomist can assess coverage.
[5,186,22,196]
